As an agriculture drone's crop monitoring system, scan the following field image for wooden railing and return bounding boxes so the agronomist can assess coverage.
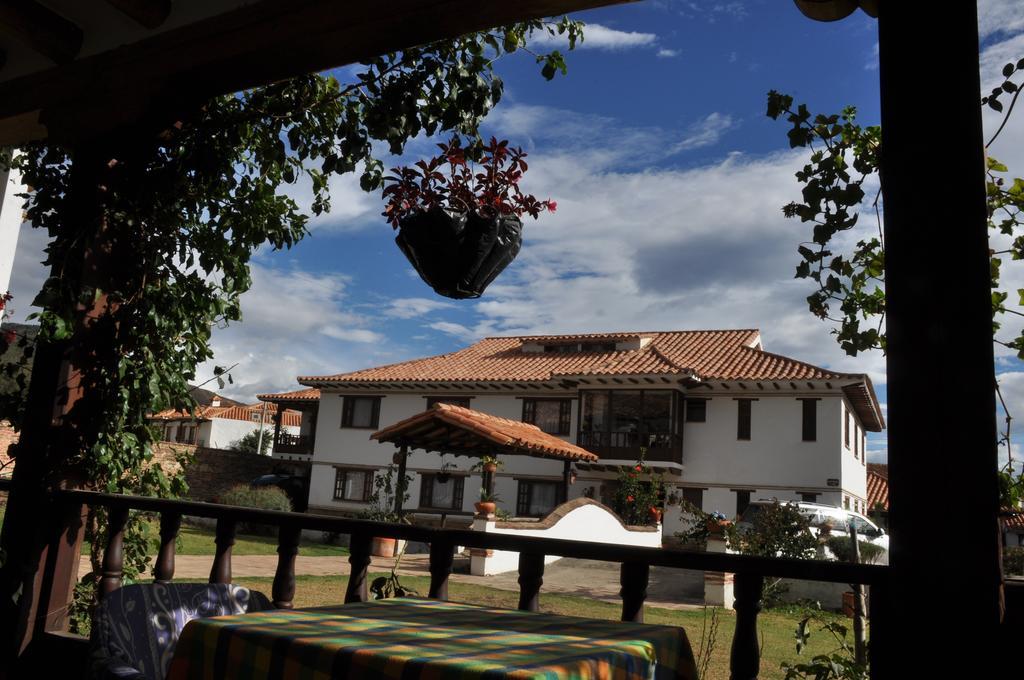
[577,431,683,463]
[25,486,891,678]
[273,433,312,455]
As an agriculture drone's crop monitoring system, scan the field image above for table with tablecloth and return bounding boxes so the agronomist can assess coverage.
[166,596,698,680]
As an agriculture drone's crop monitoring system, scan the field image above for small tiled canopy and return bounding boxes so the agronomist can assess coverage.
[371,403,598,462]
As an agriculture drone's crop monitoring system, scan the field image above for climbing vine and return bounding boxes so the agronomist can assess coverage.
[0,19,586,589]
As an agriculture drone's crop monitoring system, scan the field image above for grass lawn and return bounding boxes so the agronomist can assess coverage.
[232,574,857,680]
[0,505,347,557]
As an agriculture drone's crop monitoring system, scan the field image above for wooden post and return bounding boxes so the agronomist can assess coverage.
[271,407,283,454]
[154,512,181,583]
[619,561,649,623]
[394,445,408,517]
[517,552,545,612]
[209,518,236,584]
[99,506,130,599]
[729,572,763,680]
[428,538,455,600]
[37,500,87,634]
[345,532,372,603]
[272,525,301,609]
[878,2,1000,676]
[848,524,867,666]
[561,460,571,505]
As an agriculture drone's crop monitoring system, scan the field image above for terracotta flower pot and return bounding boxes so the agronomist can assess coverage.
[474,501,496,516]
[482,462,498,473]
[649,507,663,524]
[371,536,397,557]
[706,518,731,535]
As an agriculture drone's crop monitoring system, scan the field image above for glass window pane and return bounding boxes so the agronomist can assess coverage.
[344,471,367,500]
[611,391,641,447]
[642,391,672,439]
[351,398,375,427]
[533,401,563,434]
[582,392,609,432]
[528,482,558,516]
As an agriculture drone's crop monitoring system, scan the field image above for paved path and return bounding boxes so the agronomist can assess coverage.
[79,554,705,610]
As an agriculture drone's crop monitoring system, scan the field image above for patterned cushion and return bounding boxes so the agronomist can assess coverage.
[90,583,272,680]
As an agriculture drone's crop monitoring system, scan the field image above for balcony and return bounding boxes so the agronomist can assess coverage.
[273,432,313,456]
[576,431,682,464]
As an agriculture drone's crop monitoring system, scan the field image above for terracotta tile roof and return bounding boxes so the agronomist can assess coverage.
[151,403,302,427]
[1003,512,1024,531]
[298,329,884,430]
[867,464,889,511]
[371,403,598,462]
[257,387,321,403]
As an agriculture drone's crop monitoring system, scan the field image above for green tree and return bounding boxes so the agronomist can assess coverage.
[230,429,272,455]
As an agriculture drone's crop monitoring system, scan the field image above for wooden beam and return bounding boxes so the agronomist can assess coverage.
[0,0,82,64]
[0,0,635,143]
[105,0,172,29]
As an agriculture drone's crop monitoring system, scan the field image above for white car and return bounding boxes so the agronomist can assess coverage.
[737,500,889,564]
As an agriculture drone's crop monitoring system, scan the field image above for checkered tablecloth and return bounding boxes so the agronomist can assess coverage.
[166,597,698,680]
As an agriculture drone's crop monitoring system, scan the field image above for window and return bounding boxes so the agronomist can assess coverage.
[736,399,752,440]
[579,390,680,449]
[685,399,707,423]
[800,399,817,441]
[844,495,851,510]
[523,399,571,435]
[543,342,616,353]
[419,473,465,510]
[341,396,380,428]
[425,396,472,409]
[844,408,850,448]
[735,490,751,516]
[516,480,560,517]
[854,423,860,459]
[862,434,867,465]
[801,492,819,503]
[682,487,704,511]
[333,468,372,502]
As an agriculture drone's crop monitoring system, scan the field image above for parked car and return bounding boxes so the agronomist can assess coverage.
[737,500,889,564]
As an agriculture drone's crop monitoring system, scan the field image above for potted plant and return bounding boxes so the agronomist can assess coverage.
[474,489,500,517]
[705,512,731,536]
[649,505,663,524]
[382,136,556,299]
[436,460,456,484]
[361,465,412,557]
[471,455,503,474]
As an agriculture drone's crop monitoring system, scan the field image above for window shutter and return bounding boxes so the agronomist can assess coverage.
[453,477,465,510]
[523,399,535,424]
[420,474,433,507]
[370,397,381,428]
[516,482,530,516]
[363,470,374,501]
[801,399,817,441]
[737,400,752,440]
[342,397,353,427]
[559,400,572,435]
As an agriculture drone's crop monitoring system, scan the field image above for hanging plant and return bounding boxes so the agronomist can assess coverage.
[382,136,556,299]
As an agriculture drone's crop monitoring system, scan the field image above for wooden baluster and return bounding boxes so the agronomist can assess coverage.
[154,512,181,583]
[99,505,130,600]
[428,539,455,600]
[517,552,544,612]
[729,572,764,680]
[345,532,372,603]
[209,518,236,584]
[272,524,302,608]
[619,561,649,623]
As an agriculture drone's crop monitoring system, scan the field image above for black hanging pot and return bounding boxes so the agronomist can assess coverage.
[394,206,523,299]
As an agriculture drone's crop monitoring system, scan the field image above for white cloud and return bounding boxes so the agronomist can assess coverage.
[865,42,879,71]
[529,23,657,52]
[657,48,680,58]
[978,0,1024,41]
[321,326,384,343]
[674,112,737,152]
[383,297,455,319]
[426,321,487,343]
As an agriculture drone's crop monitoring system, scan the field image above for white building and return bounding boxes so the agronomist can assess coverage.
[0,158,24,320]
[152,398,301,450]
[261,329,883,534]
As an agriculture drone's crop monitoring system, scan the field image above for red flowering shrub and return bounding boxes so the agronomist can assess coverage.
[382,136,556,227]
[612,452,665,526]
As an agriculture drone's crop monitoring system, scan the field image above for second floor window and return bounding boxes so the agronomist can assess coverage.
[736,399,752,440]
[685,399,707,423]
[419,473,465,510]
[341,396,380,429]
[522,399,571,435]
[800,399,817,442]
[579,390,680,449]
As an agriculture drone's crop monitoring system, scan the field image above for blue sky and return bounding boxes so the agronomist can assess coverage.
[7,1,1024,465]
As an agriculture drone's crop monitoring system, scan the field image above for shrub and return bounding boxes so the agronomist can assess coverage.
[217,484,292,534]
[826,536,886,564]
[1006,546,1024,575]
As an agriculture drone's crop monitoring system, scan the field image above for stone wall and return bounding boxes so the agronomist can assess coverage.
[0,423,277,503]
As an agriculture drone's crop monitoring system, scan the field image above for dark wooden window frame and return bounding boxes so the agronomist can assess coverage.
[844,407,851,448]
[799,398,819,442]
[681,487,704,510]
[418,473,466,511]
[522,398,572,435]
[735,398,756,441]
[341,395,381,429]
[685,398,707,423]
[516,479,562,517]
[333,467,373,502]
[734,489,752,517]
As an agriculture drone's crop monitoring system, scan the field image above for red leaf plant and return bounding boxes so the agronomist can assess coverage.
[381,136,556,228]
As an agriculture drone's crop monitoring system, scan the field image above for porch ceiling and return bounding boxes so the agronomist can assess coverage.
[0,0,635,144]
[371,402,599,462]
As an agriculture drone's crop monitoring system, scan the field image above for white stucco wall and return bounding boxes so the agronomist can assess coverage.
[161,418,297,451]
[470,500,663,575]
[0,160,24,306]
